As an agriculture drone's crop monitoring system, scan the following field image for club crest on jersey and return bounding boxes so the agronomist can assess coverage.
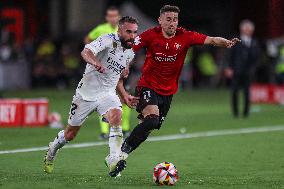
[174,43,181,50]
[134,36,141,45]
[112,42,117,49]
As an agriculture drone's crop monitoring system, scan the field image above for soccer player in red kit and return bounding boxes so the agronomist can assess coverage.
[112,5,240,176]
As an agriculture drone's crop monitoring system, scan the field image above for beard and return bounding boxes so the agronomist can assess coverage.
[166,31,175,36]
[120,37,134,49]
[166,28,176,36]
[164,25,177,37]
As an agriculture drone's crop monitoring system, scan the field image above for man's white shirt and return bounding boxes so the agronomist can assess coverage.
[77,33,135,101]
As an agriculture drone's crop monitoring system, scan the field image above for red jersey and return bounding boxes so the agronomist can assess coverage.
[132,26,207,95]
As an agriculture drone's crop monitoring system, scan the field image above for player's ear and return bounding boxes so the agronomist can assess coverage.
[158,16,162,25]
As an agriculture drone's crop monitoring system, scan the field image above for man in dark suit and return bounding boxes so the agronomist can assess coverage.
[228,19,260,118]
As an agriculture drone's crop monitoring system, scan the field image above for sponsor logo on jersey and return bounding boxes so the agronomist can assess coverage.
[154,53,177,62]
[106,57,126,75]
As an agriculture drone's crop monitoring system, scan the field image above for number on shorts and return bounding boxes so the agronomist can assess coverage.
[143,90,151,102]
[70,103,78,115]
[77,82,83,89]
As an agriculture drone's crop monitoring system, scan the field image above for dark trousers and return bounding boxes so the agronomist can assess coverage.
[231,75,251,117]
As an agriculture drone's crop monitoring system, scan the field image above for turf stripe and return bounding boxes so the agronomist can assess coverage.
[1,125,284,155]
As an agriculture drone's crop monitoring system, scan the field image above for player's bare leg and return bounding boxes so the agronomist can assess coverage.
[44,125,80,173]
[103,108,125,177]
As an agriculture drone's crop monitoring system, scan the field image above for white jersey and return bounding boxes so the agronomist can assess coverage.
[77,33,135,101]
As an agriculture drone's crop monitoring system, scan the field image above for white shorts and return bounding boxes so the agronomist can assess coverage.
[67,93,122,126]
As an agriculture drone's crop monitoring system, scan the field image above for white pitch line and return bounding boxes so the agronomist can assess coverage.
[1,125,284,155]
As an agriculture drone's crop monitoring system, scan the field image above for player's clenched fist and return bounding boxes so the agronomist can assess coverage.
[227,38,241,48]
[93,62,105,73]
[123,94,140,108]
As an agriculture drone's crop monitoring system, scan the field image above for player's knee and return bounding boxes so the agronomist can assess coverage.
[142,105,159,116]
[109,117,121,127]
[143,114,160,131]
[108,110,122,127]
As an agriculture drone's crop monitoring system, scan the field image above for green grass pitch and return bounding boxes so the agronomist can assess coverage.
[0,89,284,189]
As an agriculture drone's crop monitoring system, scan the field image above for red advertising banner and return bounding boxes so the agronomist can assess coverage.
[273,86,284,104]
[250,84,284,104]
[0,99,22,127]
[22,99,49,127]
[0,98,48,127]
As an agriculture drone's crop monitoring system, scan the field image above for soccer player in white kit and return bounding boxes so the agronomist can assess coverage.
[44,16,139,177]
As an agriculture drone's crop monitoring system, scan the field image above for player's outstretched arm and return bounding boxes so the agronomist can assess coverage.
[116,79,139,108]
[81,48,105,73]
[204,37,241,48]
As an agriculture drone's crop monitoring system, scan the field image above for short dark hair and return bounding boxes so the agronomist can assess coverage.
[118,16,139,26]
[106,6,119,13]
[240,19,255,28]
[160,5,180,15]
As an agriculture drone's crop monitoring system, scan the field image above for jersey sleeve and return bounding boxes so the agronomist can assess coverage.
[185,31,207,46]
[132,29,153,52]
[84,34,112,55]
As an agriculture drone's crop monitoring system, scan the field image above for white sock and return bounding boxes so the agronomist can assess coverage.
[109,127,123,157]
[120,152,129,160]
[49,130,68,156]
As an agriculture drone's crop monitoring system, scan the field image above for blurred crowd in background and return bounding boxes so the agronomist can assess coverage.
[1,28,284,92]
[1,0,284,92]
[0,31,84,89]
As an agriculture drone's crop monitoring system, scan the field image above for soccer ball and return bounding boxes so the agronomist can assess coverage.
[153,162,179,186]
[48,112,63,129]
[48,112,61,123]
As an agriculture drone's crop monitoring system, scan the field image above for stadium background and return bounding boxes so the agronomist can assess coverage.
[0,0,284,188]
